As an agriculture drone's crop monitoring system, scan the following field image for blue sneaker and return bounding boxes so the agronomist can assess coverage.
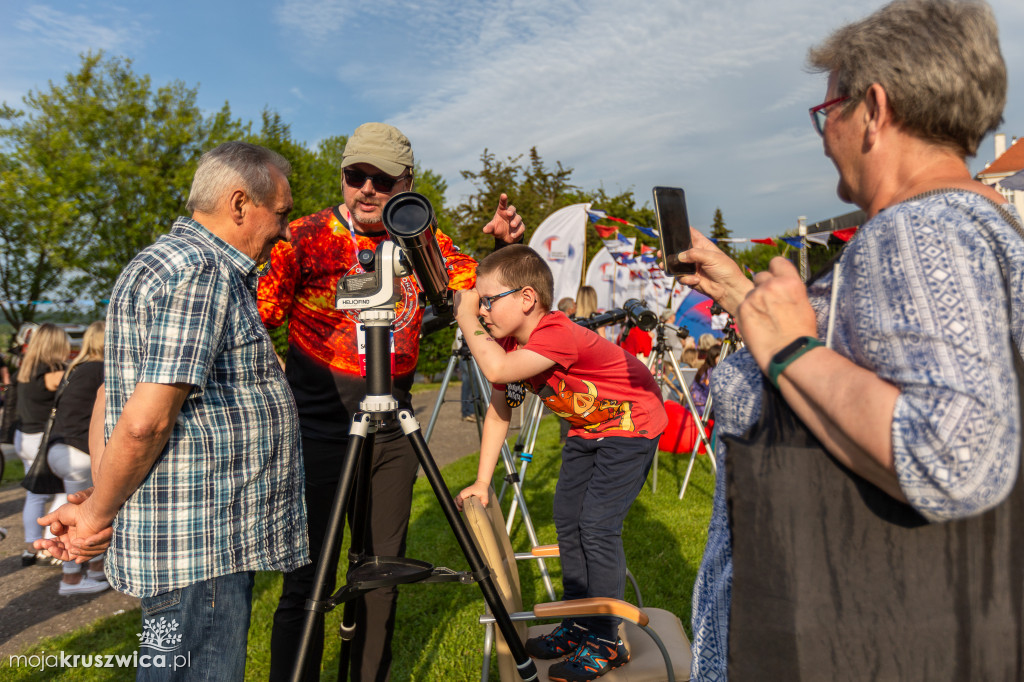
[547,632,629,681]
[525,622,584,659]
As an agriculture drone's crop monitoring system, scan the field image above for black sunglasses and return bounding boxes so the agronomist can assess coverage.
[343,168,410,193]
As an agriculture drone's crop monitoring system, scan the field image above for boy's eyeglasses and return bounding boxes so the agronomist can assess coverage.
[479,287,523,311]
[343,168,409,193]
[809,95,850,136]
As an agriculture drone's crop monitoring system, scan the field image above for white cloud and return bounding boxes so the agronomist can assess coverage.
[381,0,853,230]
[274,0,350,43]
[15,4,144,54]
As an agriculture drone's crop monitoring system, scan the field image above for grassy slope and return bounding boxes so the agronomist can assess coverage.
[2,415,715,681]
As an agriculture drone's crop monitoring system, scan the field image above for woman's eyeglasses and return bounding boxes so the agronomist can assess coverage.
[809,95,850,136]
[479,287,523,311]
[343,168,409,193]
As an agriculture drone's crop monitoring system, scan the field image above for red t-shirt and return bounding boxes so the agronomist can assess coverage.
[500,312,667,440]
[621,325,653,358]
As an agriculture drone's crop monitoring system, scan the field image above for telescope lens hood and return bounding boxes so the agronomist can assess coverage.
[382,192,434,237]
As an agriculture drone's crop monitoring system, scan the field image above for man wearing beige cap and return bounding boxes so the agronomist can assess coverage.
[258,122,523,681]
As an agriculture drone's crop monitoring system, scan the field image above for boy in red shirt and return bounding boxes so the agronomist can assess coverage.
[454,245,667,682]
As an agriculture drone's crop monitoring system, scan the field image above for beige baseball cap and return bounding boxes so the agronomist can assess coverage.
[341,122,414,177]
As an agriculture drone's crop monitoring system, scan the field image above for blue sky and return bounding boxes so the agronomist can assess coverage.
[2,0,1022,239]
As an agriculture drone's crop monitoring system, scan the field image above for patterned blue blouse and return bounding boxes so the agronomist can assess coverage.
[690,192,1024,680]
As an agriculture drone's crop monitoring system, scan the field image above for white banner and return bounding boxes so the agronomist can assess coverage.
[528,203,589,306]
[584,247,617,311]
[584,247,641,310]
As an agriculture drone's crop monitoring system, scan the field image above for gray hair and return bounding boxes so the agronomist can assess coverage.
[186,141,292,214]
[808,0,1005,158]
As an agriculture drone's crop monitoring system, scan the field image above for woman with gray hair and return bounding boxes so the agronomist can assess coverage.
[679,1,1023,678]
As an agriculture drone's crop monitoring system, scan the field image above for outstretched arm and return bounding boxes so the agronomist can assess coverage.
[455,390,513,510]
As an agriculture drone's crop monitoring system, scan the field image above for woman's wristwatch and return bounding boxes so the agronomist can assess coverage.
[767,336,824,388]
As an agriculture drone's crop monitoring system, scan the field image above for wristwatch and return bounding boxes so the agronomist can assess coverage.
[767,336,823,388]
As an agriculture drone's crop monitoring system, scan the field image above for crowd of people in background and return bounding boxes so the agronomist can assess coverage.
[5,321,109,596]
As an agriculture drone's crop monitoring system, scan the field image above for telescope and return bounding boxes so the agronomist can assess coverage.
[575,298,657,332]
[381,192,452,317]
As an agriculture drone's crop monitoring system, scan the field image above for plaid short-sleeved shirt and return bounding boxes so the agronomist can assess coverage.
[104,217,309,598]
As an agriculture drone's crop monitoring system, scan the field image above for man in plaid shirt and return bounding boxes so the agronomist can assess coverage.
[38,141,308,680]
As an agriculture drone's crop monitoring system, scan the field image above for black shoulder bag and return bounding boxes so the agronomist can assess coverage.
[725,204,1024,681]
[20,367,75,495]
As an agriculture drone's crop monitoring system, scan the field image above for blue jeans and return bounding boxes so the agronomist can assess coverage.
[553,435,657,640]
[138,572,255,681]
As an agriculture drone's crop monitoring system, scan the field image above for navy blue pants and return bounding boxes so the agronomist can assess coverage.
[553,434,657,640]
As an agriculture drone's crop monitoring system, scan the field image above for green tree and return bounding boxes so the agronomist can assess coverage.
[452,147,577,258]
[733,242,778,275]
[415,324,456,382]
[709,207,733,258]
[251,110,348,219]
[0,52,245,327]
[453,147,656,271]
[413,165,453,237]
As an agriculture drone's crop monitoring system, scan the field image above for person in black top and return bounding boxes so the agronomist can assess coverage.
[15,323,68,566]
[46,320,108,595]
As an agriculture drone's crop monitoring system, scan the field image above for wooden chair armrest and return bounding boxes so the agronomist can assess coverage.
[533,599,649,627]
[530,544,559,557]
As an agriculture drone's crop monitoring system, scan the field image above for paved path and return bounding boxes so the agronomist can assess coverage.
[0,383,501,661]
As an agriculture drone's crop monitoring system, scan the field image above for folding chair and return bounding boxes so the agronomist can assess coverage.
[462,493,692,681]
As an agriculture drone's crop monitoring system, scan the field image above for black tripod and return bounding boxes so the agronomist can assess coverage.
[291,241,538,682]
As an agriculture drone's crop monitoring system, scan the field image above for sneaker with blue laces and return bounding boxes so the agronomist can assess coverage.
[524,622,584,659]
[547,632,629,682]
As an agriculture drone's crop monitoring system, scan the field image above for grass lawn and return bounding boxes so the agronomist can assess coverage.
[2,415,715,680]
[3,450,24,485]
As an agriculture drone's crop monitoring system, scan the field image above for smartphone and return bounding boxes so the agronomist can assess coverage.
[652,186,695,276]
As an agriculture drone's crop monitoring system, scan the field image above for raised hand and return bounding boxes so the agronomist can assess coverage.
[675,227,753,315]
[735,257,818,371]
[482,193,525,243]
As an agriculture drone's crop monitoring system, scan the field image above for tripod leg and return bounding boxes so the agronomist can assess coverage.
[395,410,539,681]
[667,350,715,456]
[291,413,373,682]
[337,423,377,682]
[502,394,540,512]
[506,398,557,601]
[424,353,461,444]
[469,386,556,602]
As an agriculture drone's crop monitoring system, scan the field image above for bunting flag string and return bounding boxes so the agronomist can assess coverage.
[586,208,659,237]
[706,228,860,248]
[586,205,860,254]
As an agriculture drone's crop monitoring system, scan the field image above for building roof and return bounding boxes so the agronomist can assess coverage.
[979,137,1024,177]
